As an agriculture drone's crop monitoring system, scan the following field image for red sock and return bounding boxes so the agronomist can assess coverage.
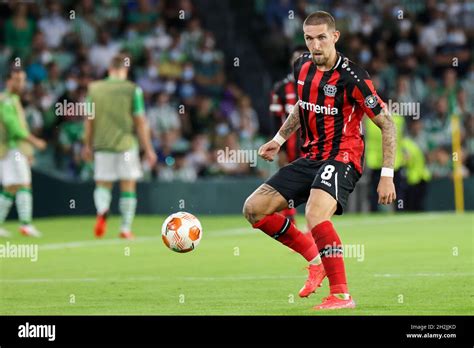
[253,213,318,262]
[311,221,348,294]
[280,208,297,223]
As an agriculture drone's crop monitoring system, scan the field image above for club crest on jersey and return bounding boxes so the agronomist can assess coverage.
[364,94,378,109]
[323,84,337,97]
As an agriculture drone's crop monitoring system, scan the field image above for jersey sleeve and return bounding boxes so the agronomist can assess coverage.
[132,86,145,117]
[349,68,385,119]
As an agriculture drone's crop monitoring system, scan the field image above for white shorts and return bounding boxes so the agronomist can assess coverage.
[0,149,31,186]
[94,149,143,182]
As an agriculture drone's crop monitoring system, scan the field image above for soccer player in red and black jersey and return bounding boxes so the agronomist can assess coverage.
[243,11,396,310]
[269,46,306,224]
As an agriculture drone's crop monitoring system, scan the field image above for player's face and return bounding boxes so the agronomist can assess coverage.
[303,24,339,66]
[9,71,26,94]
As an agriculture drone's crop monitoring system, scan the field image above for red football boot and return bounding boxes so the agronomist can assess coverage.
[20,225,42,237]
[94,212,108,238]
[313,294,356,310]
[299,263,326,298]
[119,231,135,240]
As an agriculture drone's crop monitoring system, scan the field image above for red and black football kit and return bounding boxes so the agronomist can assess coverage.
[266,52,386,214]
[269,74,301,163]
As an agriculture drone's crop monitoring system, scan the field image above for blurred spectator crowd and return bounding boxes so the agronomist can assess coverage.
[0,0,265,182]
[261,0,474,180]
[0,0,473,184]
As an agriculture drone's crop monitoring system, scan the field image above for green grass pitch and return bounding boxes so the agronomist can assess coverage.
[0,213,472,315]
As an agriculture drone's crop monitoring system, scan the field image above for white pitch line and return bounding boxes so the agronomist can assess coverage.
[39,236,159,251]
[34,213,448,252]
[179,274,304,281]
[374,272,474,278]
[0,274,304,283]
[37,228,252,251]
[2,272,472,284]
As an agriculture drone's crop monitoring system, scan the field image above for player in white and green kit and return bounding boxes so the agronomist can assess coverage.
[83,54,157,240]
[0,69,46,237]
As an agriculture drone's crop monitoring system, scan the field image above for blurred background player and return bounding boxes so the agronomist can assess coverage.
[269,46,306,224]
[82,54,157,240]
[0,68,46,237]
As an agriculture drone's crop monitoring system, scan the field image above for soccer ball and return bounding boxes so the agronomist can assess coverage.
[161,212,203,253]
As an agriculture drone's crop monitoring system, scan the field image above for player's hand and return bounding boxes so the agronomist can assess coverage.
[32,137,47,151]
[258,140,280,162]
[144,149,157,168]
[82,144,93,162]
[377,176,396,205]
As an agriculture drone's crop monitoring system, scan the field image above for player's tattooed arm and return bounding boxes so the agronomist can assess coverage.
[371,106,397,205]
[259,102,300,162]
[278,103,301,139]
[371,107,396,168]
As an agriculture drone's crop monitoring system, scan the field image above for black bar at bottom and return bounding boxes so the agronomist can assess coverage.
[0,315,471,346]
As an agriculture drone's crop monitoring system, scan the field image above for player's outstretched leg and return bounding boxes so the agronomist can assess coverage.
[306,189,355,310]
[118,180,137,240]
[94,182,112,238]
[243,184,325,296]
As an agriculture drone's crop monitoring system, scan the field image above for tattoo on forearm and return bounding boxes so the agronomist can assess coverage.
[278,103,301,139]
[372,108,396,168]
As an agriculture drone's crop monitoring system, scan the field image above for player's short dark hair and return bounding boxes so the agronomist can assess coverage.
[109,53,129,70]
[303,11,336,30]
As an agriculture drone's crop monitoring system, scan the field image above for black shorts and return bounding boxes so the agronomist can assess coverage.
[266,158,361,215]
